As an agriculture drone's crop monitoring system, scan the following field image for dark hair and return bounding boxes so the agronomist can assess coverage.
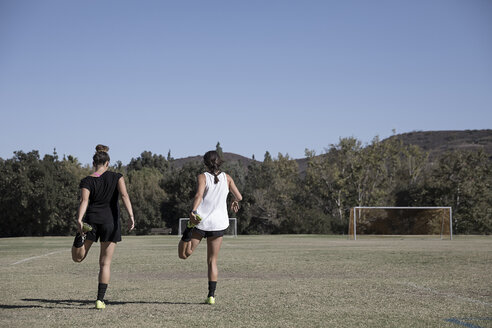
[93,144,110,166]
[203,150,223,184]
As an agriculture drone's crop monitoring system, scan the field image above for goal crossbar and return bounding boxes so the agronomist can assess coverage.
[349,207,453,240]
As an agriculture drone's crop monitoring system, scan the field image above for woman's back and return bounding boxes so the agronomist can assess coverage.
[80,171,122,224]
[196,172,229,231]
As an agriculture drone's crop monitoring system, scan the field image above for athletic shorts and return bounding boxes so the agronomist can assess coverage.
[84,221,121,243]
[193,228,227,238]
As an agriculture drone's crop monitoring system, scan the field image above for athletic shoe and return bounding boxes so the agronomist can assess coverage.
[73,233,85,248]
[95,300,106,309]
[181,226,193,242]
[205,296,215,305]
[187,212,203,228]
[82,223,93,233]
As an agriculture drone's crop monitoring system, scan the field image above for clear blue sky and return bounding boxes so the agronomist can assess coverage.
[1,0,491,164]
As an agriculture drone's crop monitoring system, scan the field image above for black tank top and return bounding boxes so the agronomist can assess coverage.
[79,171,123,224]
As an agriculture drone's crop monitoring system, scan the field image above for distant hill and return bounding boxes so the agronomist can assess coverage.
[170,130,492,171]
[293,130,492,172]
[388,129,492,159]
[171,152,255,168]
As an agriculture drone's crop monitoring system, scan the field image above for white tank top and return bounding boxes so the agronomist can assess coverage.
[196,172,229,231]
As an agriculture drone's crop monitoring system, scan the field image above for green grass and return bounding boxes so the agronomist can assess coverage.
[0,235,491,328]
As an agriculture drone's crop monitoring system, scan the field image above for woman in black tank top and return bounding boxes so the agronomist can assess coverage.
[71,145,135,310]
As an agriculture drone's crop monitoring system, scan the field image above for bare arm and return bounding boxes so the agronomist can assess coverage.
[118,177,135,231]
[189,174,206,224]
[76,188,90,234]
[227,174,242,213]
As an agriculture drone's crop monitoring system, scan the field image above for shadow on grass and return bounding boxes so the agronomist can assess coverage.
[0,304,45,309]
[4,298,206,309]
[23,298,204,305]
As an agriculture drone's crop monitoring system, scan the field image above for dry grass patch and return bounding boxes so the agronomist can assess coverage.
[0,235,490,327]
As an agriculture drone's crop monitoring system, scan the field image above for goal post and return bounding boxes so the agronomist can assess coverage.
[178,218,238,238]
[348,207,452,240]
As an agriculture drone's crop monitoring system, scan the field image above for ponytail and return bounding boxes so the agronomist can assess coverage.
[203,150,223,184]
[213,171,220,184]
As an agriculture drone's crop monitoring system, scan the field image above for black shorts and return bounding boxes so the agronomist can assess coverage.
[193,228,227,238]
[85,221,121,243]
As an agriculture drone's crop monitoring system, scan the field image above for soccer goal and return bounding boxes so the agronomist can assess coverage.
[178,218,238,238]
[348,207,452,240]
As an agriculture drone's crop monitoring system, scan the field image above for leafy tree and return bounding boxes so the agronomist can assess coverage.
[128,151,170,174]
[304,138,361,232]
[161,161,204,233]
[1,137,490,237]
[216,142,224,158]
[125,167,167,234]
[418,150,491,234]
[0,150,79,237]
[240,152,302,234]
[304,136,430,233]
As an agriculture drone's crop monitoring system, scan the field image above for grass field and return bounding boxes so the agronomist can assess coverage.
[0,235,491,328]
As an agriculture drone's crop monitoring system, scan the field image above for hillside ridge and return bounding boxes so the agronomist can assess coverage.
[170,130,492,169]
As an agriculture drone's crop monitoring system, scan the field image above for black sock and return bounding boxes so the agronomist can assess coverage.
[208,281,217,298]
[97,283,108,301]
[73,233,84,248]
[181,227,193,242]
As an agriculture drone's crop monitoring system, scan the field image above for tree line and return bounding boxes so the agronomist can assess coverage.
[0,138,490,237]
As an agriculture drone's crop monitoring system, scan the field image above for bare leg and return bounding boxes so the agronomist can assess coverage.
[178,232,202,259]
[72,239,93,262]
[99,242,116,284]
[207,236,223,281]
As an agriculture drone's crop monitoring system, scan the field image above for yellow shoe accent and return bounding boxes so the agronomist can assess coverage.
[95,300,106,309]
[82,223,93,233]
[187,212,203,228]
[206,296,215,305]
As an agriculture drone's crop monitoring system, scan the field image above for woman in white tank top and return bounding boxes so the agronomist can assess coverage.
[178,150,242,305]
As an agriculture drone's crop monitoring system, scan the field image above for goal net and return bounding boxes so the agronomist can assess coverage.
[348,207,452,240]
[178,218,238,238]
